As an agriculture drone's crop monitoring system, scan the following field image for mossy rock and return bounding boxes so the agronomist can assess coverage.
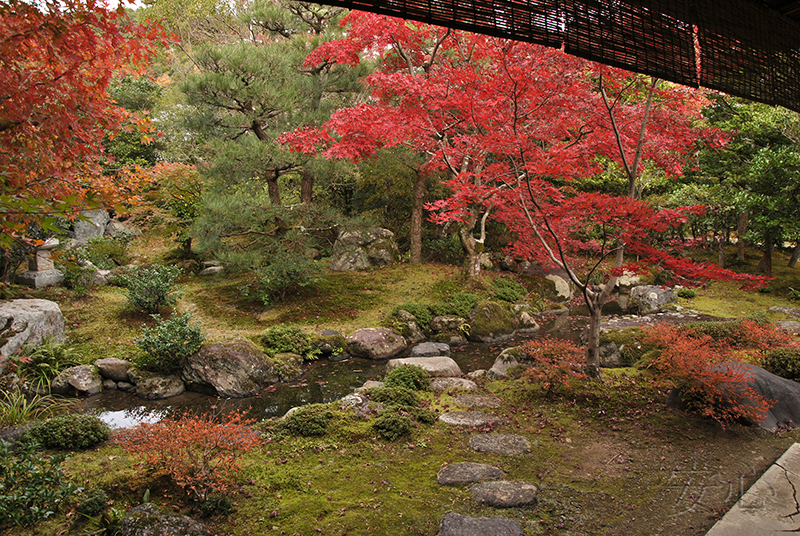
[272,352,304,381]
[598,327,652,366]
[468,301,518,343]
[310,332,347,357]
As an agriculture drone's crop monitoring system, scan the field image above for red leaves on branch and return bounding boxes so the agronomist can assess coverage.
[118,411,261,501]
[519,338,587,397]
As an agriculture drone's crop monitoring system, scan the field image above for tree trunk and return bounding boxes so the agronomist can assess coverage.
[718,237,725,269]
[300,168,313,205]
[737,212,748,261]
[789,243,800,268]
[585,301,602,378]
[267,171,281,205]
[757,232,773,277]
[458,223,482,278]
[409,172,425,265]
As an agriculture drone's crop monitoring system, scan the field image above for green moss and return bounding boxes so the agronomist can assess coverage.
[468,301,517,341]
[598,327,653,366]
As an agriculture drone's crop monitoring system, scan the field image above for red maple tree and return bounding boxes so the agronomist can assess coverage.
[0,0,165,247]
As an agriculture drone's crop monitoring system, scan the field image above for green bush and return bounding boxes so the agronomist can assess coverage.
[677,288,696,299]
[0,440,81,528]
[26,413,110,451]
[391,303,433,330]
[77,488,109,517]
[134,313,205,372]
[492,276,527,303]
[260,325,320,361]
[365,387,421,409]
[85,234,134,269]
[14,338,80,390]
[59,259,95,296]
[430,292,480,318]
[411,407,437,425]
[282,404,334,437]
[763,348,800,382]
[256,254,323,307]
[384,365,431,391]
[372,412,412,441]
[198,493,236,518]
[117,264,182,313]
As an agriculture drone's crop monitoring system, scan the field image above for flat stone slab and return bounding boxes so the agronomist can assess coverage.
[469,434,531,455]
[387,356,463,377]
[439,411,507,427]
[706,443,800,535]
[437,462,505,486]
[410,341,450,357]
[470,481,539,508]
[438,512,523,536]
[431,377,477,392]
[454,394,502,408]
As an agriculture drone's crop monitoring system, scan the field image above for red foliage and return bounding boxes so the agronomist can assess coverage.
[118,411,261,501]
[641,324,774,427]
[519,338,586,396]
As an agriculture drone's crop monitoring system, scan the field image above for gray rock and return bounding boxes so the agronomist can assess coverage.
[396,310,426,343]
[135,375,185,400]
[94,357,131,382]
[469,434,532,455]
[330,228,400,271]
[182,339,278,398]
[69,209,110,246]
[769,306,800,317]
[51,365,102,396]
[119,503,210,536]
[628,285,677,315]
[0,299,65,372]
[488,348,523,379]
[470,481,539,508]
[387,356,462,377]
[198,265,224,276]
[776,320,800,335]
[354,380,384,394]
[467,370,487,379]
[469,302,518,343]
[410,341,451,358]
[431,377,478,392]
[438,512,524,536]
[117,381,135,392]
[102,379,117,390]
[439,411,508,427]
[347,328,407,359]
[454,395,502,408]
[16,269,64,289]
[437,462,505,486]
[517,311,540,330]
[430,315,468,333]
[599,341,624,368]
[105,219,140,238]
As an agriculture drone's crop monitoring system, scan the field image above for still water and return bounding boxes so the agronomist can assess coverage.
[83,315,576,428]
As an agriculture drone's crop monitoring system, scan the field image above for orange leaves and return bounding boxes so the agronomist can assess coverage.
[519,337,587,397]
[118,411,261,501]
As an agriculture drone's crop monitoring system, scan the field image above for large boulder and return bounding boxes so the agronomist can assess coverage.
[346,328,407,359]
[69,209,111,246]
[387,356,463,377]
[329,228,400,271]
[0,299,65,372]
[94,358,131,382]
[51,365,102,396]
[468,302,518,343]
[182,339,279,398]
[134,374,185,400]
[628,285,677,315]
[119,504,210,536]
[488,347,524,379]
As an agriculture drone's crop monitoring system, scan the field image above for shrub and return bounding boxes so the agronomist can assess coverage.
[0,391,61,427]
[14,338,80,390]
[372,412,412,441]
[27,413,110,450]
[492,276,527,303]
[676,288,696,299]
[59,258,96,296]
[117,264,182,313]
[0,440,81,528]
[519,338,586,396]
[85,234,134,269]
[282,404,334,437]
[384,365,431,391]
[365,387,421,409]
[260,325,320,361]
[430,292,480,318]
[391,303,433,330]
[117,411,261,501]
[763,348,800,382]
[411,407,437,425]
[642,324,772,427]
[256,254,323,307]
[197,493,235,518]
[134,313,205,372]
[686,319,795,357]
[77,488,109,517]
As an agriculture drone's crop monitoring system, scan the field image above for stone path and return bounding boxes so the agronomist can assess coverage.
[705,442,800,535]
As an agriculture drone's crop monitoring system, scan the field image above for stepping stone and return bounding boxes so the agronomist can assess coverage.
[454,394,502,408]
[469,434,531,455]
[438,512,524,536]
[431,377,477,392]
[410,341,450,357]
[439,411,508,427]
[470,481,539,508]
[387,356,463,377]
[437,462,505,486]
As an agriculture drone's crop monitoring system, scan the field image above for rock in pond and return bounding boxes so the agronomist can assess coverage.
[95,357,131,382]
[387,356,462,377]
[135,374,185,400]
[628,285,677,315]
[410,341,451,357]
[346,328,406,359]
[438,512,524,536]
[182,339,278,398]
[51,365,102,396]
[119,504,210,536]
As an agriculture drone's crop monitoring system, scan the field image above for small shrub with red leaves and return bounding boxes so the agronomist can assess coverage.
[520,337,587,396]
